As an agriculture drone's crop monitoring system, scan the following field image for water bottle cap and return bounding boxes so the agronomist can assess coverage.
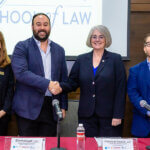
[79,123,83,127]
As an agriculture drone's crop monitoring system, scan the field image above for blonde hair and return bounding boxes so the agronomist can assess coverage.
[0,31,11,67]
[86,25,112,48]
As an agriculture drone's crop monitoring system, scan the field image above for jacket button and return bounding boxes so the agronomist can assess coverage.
[93,94,95,98]
[92,82,95,85]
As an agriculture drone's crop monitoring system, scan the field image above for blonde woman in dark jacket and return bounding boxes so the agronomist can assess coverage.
[0,31,14,135]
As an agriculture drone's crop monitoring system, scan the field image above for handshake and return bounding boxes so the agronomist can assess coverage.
[49,81,62,95]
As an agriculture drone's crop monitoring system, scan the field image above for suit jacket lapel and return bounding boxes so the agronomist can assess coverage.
[50,42,56,81]
[140,60,150,103]
[142,60,150,87]
[95,50,108,79]
[86,51,95,80]
[31,38,45,76]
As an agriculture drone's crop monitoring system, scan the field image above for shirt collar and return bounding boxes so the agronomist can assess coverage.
[33,36,51,47]
[147,58,150,70]
[147,58,150,64]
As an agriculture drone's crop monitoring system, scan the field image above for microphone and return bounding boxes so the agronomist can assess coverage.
[51,99,66,150]
[140,100,150,111]
[52,99,63,120]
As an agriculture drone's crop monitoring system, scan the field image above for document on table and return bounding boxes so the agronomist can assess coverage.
[10,138,45,150]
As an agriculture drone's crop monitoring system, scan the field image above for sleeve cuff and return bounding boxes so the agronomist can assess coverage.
[147,111,150,117]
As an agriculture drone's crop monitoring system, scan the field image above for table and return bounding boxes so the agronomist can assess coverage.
[0,136,149,150]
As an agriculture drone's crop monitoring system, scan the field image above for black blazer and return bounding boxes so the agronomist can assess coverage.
[61,50,126,118]
[0,64,14,114]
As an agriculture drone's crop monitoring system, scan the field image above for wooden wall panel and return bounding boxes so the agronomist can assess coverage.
[131,4,150,11]
[131,0,150,3]
[131,0,150,11]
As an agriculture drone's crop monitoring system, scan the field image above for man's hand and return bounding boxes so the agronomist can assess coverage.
[0,110,6,118]
[49,81,62,95]
[61,109,66,119]
[112,118,122,126]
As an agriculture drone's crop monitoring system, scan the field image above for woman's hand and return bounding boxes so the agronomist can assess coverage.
[0,110,6,118]
[112,118,121,126]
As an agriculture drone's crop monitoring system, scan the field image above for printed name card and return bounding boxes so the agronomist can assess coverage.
[10,138,45,150]
[102,138,133,150]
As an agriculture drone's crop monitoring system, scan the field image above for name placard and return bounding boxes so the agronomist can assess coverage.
[10,138,45,150]
[102,138,133,150]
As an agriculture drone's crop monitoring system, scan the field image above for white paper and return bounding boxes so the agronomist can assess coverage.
[10,138,45,150]
[94,137,102,147]
[102,138,133,150]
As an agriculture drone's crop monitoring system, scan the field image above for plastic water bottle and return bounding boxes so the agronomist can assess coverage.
[77,123,85,150]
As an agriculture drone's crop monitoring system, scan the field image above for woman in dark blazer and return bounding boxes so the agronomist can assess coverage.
[0,31,14,135]
[51,25,126,137]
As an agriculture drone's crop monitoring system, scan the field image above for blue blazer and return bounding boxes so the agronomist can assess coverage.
[127,60,150,137]
[61,50,126,118]
[11,37,68,120]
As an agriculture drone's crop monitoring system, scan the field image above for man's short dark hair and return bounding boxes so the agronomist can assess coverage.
[32,13,50,25]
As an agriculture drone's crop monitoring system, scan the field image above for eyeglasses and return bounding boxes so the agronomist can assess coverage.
[145,42,150,47]
[91,35,104,40]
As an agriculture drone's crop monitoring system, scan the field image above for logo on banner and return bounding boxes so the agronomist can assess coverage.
[0,0,6,7]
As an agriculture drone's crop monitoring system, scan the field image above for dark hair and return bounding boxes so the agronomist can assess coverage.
[32,13,50,25]
[144,33,150,46]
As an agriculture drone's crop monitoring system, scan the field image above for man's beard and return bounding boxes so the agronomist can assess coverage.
[33,29,50,42]
[145,51,150,58]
